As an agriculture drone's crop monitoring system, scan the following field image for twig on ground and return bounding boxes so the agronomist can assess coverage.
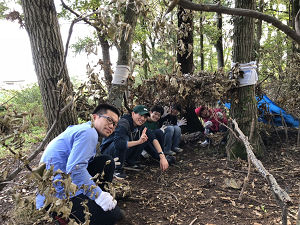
[189,217,198,225]
[155,190,179,203]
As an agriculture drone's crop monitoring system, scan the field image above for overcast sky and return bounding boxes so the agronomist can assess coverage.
[0,2,117,85]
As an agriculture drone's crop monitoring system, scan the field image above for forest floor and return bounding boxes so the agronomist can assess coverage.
[0,127,300,225]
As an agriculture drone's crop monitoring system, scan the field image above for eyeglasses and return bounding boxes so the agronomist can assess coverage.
[98,115,117,127]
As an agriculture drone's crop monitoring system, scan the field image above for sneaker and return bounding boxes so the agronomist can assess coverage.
[114,170,127,180]
[200,140,209,147]
[164,150,176,156]
[173,147,183,153]
[141,150,150,159]
[166,155,176,165]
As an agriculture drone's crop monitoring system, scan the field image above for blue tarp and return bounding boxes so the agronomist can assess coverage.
[224,95,299,128]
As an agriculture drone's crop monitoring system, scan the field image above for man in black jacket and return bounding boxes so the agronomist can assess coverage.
[101,105,169,179]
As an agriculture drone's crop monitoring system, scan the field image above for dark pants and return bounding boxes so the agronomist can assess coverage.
[70,194,123,225]
[69,155,123,225]
[144,129,164,160]
[102,137,147,170]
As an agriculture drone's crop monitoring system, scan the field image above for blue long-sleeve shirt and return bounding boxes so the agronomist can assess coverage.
[36,122,102,209]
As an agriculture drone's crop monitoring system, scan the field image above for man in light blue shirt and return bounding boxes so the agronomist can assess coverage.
[36,103,123,225]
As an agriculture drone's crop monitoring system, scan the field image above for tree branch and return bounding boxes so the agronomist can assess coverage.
[232,119,292,224]
[177,1,300,44]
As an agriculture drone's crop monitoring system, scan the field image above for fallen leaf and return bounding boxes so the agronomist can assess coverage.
[224,178,242,189]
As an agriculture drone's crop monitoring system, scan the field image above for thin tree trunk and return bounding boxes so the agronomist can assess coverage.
[98,34,112,89]
[215,12,224,68]
[292,0,300,52]
[141,41,149,79]
[200,13,204,70]
[255,0,264,68]
[21,0,77,138]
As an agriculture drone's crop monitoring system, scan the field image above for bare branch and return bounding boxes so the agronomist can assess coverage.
[232,119,292,224]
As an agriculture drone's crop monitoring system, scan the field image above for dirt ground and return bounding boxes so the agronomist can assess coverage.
[1,127,300,225]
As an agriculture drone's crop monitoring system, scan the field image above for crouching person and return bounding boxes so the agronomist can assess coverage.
[101,105,169,179]
[143,105,176,165]
[36,104,124,225]
[195,105,228,147]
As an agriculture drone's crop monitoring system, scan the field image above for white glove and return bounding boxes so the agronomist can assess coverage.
[114,157,121,167]
[204,121,213,128]
[161,106,170,118]
[216,112,223,120]
[177,117,187,127]
[160,125,167,133]
[95,191,117,211]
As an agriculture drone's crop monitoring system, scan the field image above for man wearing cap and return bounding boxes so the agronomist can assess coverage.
[101,105,169,179]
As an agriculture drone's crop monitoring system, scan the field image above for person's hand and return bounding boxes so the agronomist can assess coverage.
[160,125,167,133]
[159,155,169,171]
[162,106,171,118]
[95,191,117,211]
[216,112,223,120]
[177,117,187,127]
[138,127,148,144]
[204,121,213,128]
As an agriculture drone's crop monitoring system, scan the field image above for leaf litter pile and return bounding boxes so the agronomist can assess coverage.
[0,128,299,225]
[117,128,300,225]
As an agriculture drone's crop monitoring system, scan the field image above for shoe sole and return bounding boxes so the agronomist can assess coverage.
[113,174,126,180]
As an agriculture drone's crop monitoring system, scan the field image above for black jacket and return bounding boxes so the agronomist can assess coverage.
[101,114,155,152]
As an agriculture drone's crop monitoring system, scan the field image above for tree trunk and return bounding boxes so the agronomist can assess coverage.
[226,0,264,160]
[200,13,204,70]
[255,0,264,68]
[109,0,138,109]
[98,33,112,89]
[292,0,300,52]
[141,41,149,79]
[215,12,224,68]
[21,0,77,138]
[177,3,194,74]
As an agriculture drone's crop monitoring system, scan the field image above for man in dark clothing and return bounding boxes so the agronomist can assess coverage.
[143,105,173,163]
[101,105,169,179]
[159,103,186,155]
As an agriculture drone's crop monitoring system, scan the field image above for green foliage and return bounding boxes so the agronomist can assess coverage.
[71,36,98,55]
[0,1,9,19]
[0,84,46,158]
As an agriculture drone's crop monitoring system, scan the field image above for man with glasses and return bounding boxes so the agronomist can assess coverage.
[36,103,124,225]
[101,105,169,179]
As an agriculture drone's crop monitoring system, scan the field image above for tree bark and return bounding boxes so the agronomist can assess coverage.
[98,34,113,89]
[109,0,138,109]
[199,13,204,70]
[215,12,224,68]
[226,0,264,159]
[21,0,77,138]
[255,0,264,67]
[292,0,300,52]
[177,2,194,74]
